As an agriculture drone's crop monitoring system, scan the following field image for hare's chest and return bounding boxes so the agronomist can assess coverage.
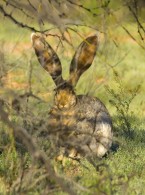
[48,108,77,130]
[48,106,95,134]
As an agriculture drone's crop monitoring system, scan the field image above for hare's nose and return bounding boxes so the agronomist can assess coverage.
[59,103,66,109]
[59,102,69,109]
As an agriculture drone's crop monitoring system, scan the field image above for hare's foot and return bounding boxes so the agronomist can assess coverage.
[56,148,80,166]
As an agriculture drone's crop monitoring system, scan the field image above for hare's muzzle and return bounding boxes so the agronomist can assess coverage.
[54,89,76,110]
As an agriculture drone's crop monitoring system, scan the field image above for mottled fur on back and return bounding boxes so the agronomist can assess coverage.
[31,33,113,158]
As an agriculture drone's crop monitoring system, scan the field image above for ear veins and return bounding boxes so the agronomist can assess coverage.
[32,33,64,86]
[75,35,98,71]
[69,35,98,87]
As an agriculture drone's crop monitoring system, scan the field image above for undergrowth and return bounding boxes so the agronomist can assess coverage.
[105,69,141,139]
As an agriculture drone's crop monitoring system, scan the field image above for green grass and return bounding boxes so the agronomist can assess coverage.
[0,17,145,194]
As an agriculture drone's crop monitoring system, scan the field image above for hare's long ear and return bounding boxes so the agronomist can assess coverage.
[69,35,98,87]
[31,33,64,86]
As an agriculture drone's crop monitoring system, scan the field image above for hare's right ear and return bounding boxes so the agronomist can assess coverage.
[31,33,64,86]
[69,35,98,87]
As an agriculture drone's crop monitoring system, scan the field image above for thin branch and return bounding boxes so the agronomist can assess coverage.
[27,0,37,11]
[68,23,103,32]
[128,4,145,34]
[0,5,37,32]
[4,0,34,19]
[122,25,145,50]
[45,33,63,46]
[0,101,76,195]
[67,0,98,16]
[0,5,50,33]
[67,27,86,40]
[110,51,130,68]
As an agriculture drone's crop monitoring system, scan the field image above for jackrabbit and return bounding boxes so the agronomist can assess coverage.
[31,33,113,158]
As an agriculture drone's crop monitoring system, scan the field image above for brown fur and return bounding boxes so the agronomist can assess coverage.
[69,35,98,86]
[31,33,113,158]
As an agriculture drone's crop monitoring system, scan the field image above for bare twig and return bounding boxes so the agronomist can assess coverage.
[0,5,52,33]
[67,0,98,16]
[0,101,76,195]
[0,5,38,32]
[127,5,145,34]
[27,0,37,11]
[122,25,145,50]
[4,0,34,19]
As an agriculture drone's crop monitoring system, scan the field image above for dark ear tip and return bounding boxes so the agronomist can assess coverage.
[86,34,98,44]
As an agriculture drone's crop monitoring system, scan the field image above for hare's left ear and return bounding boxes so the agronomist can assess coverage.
[68,35,98,87]
[31,33,64,86]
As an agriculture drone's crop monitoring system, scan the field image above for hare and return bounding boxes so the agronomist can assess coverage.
[31,33,113,159]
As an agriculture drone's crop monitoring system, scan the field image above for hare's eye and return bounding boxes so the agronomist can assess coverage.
[53,55,60,63]
[55,90,59,95]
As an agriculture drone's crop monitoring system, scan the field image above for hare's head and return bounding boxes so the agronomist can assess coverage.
[31,33,98,110]
[54,82,76,110]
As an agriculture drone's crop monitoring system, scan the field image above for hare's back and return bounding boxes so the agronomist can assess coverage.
[75,95,112,134]
[77,95,110,117]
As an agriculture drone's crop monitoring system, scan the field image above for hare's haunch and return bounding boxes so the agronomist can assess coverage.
[31,33,113,158]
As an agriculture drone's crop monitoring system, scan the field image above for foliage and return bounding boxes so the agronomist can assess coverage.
[105,69,141,138]
[0,0,145,50]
